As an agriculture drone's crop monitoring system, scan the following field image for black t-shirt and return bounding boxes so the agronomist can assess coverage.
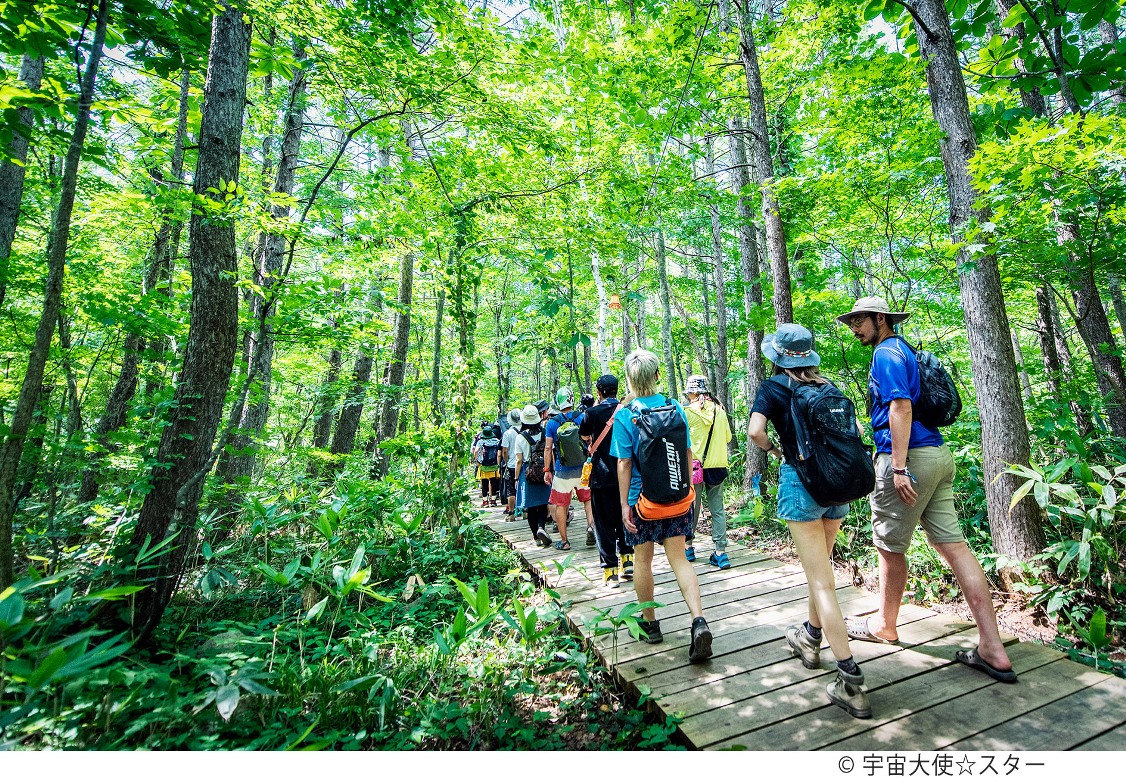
[751,376,803,465]
[578,398,620,489]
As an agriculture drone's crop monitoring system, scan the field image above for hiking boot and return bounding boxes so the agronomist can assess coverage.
[620,555,634,581]
[603,567,620,588]
[689,617,713,663]
[636,619,663,644]
[480,499,489,508]
[534,528,552,547]
[827,669,872,719]
[586,527,595,546]
[786,624,821,669]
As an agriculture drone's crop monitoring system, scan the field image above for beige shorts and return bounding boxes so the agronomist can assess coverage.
[870,446,964,554]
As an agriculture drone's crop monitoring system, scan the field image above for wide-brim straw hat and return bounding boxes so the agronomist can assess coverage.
[761,324,821,369]
[835,295,911,325]
[520,404,541,425]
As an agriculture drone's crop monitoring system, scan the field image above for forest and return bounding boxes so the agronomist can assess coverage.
[1,0,1124,750]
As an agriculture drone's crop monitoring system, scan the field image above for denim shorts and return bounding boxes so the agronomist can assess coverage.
[777,463,849,523]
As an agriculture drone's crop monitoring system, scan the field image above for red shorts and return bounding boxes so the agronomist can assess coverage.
[549,473,591,505]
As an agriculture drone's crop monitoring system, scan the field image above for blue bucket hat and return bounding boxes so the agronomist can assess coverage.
[761,324,821,369]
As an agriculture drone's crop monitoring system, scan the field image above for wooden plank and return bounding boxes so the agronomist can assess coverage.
[671,614,982,745]
[695,624,1015,749]
[585,582,858,665]
[944,676,1126,751]
[485,506,1125,753]
[822,653,1096,751]
[632,601,933,698]
[608,588,877,684]
[1072,721,1126,751]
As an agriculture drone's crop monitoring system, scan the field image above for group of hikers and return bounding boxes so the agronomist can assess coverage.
[470,296,1016,720]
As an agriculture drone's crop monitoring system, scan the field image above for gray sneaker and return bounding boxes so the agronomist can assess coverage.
[786,624,821,669]
[827,669,872,719]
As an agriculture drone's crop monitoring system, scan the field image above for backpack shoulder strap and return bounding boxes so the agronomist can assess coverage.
[589,404,623,455]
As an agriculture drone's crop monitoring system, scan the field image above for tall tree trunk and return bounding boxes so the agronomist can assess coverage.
[126,6,250,636]
[0,54,45,310]
[1067,264,1126,437]
[1034,284,1089,435]
[219,53,307,497]
[737,3,792,325]
[1011,329,1033,404]
[56,310,83,439]
[911,0,1044,569]
[583,340,592,392]
[312,344,343,450]
[373,250,414,476]
[591,250,612,374]
[332,345,376,456]
[995,0,1049,117]
[697,251,719,395]
[1108,275,1126,340]
[1099,19,1125,105]
[0,2,109,589]
[730,116,766,490]
[706,136,733,415]
[430,283,445,416]
[654,227,677,397]
[80,68,191,504]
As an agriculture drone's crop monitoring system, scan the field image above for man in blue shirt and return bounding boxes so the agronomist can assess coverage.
[839,296,1014,683]
[610,349,712,663]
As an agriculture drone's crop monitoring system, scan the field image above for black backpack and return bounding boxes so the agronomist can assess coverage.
[520,428,547,485]
[477,437,500,467]
[770,376,875,507]
[873,337,962,429]
[629,397,692,505]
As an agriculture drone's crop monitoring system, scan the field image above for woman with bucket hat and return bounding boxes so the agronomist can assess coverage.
[747,323,872,719]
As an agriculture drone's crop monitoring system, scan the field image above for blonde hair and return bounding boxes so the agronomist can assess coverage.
[779,365,830,385]
[624,349,660,397]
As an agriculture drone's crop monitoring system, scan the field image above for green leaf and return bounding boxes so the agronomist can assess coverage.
[0,591,25,630]
[215,684,240,721]
[304,597,329,622]
[83,586,146,601]
[28,647,68,690]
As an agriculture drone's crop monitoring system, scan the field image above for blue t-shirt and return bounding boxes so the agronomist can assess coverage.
[609,395,691,506]
[544,410,584,478]
[869,336,944,454]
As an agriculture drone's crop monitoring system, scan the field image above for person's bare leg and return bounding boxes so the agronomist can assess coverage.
[807,517,842,628]
[633,542,656,620]
[934,540,1012,670]
[861,546,906,641]
[789,520,852,662]
[553,500,569,543]
[663,536,704,618]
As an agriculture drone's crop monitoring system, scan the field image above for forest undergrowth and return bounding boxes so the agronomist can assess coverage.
[0,447,684,750]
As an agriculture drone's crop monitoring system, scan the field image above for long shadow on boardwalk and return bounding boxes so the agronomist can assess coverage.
[481,504,1126,750]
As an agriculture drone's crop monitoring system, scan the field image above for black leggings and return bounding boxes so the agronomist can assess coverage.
[589,485,633,568]
[480,477,499,497]
[526,504,548,536]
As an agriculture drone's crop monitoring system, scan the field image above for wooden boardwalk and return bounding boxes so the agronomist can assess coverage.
[480,504,1126,750]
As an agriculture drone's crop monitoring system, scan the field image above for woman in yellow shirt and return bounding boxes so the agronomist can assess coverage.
[684,375,732,569]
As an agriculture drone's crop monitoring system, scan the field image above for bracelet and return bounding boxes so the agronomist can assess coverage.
[892,466,917,483]
[761,442,775,453]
